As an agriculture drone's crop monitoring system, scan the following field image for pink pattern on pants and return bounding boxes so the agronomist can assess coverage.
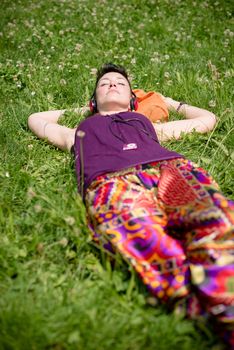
[85,158,234,347]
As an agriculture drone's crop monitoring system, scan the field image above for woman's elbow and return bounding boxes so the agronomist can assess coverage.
[207,112,217,131]
[28,113,37,129]
[199,113,217,133]
[28,112,43,134]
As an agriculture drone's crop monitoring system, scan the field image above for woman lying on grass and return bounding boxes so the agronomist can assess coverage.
[28,63,234,348]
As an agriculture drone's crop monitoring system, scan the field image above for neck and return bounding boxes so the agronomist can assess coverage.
[99,108,129,116]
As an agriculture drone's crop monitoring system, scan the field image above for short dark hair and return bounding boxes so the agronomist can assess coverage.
[96,63,129,85]
[92,62,132,99]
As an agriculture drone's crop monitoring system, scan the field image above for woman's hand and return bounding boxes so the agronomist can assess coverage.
[153,96,217,142]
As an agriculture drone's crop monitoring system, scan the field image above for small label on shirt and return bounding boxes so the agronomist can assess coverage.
[123,143,138,151]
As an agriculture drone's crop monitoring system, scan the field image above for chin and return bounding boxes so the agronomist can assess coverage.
[102,100,129,111]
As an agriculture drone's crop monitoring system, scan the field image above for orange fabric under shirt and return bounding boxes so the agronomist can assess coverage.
[133,89,169,122]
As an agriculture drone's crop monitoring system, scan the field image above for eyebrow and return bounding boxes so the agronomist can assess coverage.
[99,76,126,82]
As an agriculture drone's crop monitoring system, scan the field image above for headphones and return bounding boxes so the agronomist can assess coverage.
[89,97,97,113]
[89,92,138,113]
[130,92,138,111]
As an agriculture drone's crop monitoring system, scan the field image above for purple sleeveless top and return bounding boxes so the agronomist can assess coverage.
[73,111,182,194]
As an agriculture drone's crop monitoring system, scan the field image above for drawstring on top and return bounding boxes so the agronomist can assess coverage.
[108,114,159,144]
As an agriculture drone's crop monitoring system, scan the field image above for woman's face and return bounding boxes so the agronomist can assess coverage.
[95,72,132,114]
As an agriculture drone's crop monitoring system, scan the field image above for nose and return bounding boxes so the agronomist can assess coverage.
[109,80,117,87]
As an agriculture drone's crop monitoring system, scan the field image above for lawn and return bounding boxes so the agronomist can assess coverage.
[0,0,233,349]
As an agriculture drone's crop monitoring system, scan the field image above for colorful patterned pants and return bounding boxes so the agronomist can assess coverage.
[85,158,234,347]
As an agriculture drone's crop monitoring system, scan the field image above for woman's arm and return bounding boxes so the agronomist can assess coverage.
[154,97,217,142]
[28,109,76,151]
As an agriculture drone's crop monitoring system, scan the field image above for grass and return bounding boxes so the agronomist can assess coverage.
[0,0,233,349]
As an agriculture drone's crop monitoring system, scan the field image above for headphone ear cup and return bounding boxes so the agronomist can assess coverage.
[89,98,97,113]
[130,97,138,111]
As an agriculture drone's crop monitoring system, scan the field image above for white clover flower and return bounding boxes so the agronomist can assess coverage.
[208,100,216,108]
[27,187,36,199]
[64,216,75,225]
[224,29,234,37]
[224,70,232,78]
[75,43,82,52]
[90,68,97,75]
[59,238,68,247]
[34,204,42,213]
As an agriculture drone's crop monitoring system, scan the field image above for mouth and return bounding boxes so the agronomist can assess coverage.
[107,89,119,94]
